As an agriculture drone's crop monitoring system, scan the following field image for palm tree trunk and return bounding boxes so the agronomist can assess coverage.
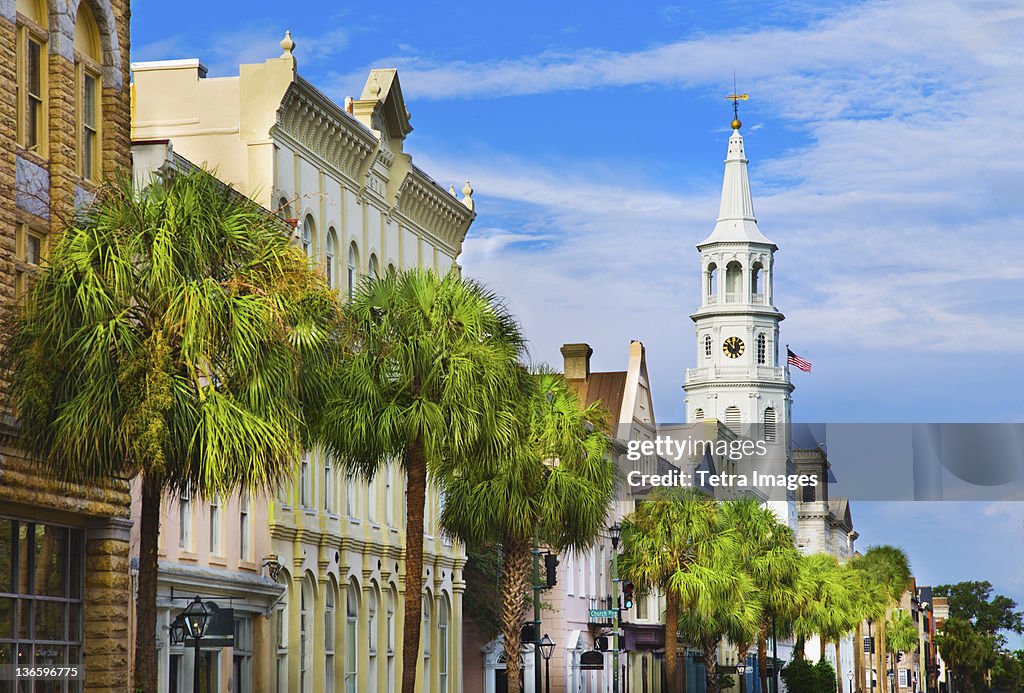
[877,617,887,693]
[737,641,750,693]
[664,591,680,693]
[795,633,806,661]
[500,536,531,693]
[855,621,863,693]
[704,640,720,693]
[134,472,163,693]
[835,639,844,693]
[820,634,827,662]
[401,438,427,693]
[758,623,769,693]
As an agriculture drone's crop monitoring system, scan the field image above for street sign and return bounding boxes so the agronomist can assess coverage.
[589,608,617,619]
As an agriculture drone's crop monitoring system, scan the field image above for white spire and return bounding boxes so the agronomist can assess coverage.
[699,126,775,247]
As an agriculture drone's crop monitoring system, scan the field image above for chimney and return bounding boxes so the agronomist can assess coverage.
[560,343,593,381]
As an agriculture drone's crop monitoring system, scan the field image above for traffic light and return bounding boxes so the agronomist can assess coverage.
[897,651,904,664]
[622,582,635,609]
[595,635,609,652]
[864,636,875,654]
[544,553,559,589]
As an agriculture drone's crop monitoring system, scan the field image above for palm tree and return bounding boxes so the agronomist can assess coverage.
[852,546,912,693]
[440,369,614,693]
[319,268,527,693]
[886,609,919,661]
[718,498,802,693]
[794,553,861,688]
[1,170,339,692]
[618,488,737,693]
[851,568,889,693]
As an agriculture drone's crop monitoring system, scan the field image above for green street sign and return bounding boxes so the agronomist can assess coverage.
[589,608,617,619]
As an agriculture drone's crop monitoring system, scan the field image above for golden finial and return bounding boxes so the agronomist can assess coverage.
[726,72,748,130]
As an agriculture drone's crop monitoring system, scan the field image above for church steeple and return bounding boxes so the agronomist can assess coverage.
[700,119,774,247]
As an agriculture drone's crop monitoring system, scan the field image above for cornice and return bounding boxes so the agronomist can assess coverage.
[690,306,784,321]
[274,82,377,185]
[393,166,474,253]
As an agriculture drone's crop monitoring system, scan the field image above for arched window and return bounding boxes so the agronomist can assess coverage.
[706,262,718,299]
[387,262,396,275]
[16,0,47,155]
[345,581,359,692]
[422,594,432,689]
[703,335,712,358]
[438,597,450,693]
[301,577,314,692]
[764,407,777,443]
[326,229,338,289]
[325,580,337,692]
[751,261,764,299]
[367,587,379,692]
[725,405,741,430]
[725,261,743,302]
[74,1,102,180]
[386,589,397,693]
[347,242,359,297]
[302,216,315,258]
[757,334,767,365]
[693,408,705,422]
[369,254,379,280]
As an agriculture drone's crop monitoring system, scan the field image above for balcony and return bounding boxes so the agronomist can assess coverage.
[752,293,765,304]
[686,365,787,384]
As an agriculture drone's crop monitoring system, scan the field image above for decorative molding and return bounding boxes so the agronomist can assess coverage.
[393,165,474,253]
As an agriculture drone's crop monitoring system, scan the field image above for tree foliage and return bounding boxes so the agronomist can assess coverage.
[1,170,340,692]
[781,659,837,693]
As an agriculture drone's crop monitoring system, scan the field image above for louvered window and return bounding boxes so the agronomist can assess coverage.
[725,406,741,430]
[764,407,777,443]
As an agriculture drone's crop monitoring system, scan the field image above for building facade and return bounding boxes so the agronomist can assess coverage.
[131,34,475,693]
[463,340,666,693]
[0,0,132,690]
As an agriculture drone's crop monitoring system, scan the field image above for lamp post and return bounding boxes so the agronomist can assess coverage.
[849,671,854,693]
[539,634,555,693]
[610,522,622,693]
[181,596,210,693]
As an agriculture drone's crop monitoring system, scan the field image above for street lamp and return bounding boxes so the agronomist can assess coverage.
[169,615,187,646]
[848,671,854,693]
[538,634,555,693]
[608,523,623,693]
[181,596,210,693]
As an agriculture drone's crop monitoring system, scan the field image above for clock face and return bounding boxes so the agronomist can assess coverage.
[723,336,745,358]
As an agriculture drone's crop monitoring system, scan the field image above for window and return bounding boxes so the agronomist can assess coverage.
[725,261,743,301]
[209,494,222,555]
[386,589,396,693]
[345,583,358,693]
[757,334,767,365]
[179,491,192,550]
[325,584,336,693]
[566,552,575,596]
[324,454,337,514]
[704,334,712,357]
[802,484,816,503]
[15,223,46,298]
[384,464,395,528]
[706,262,718,297]
[764,407,777,443]
[344,470,356,519]
[0,520,85,692]
[239,493,250,561]
[422,595,432,689]
[16,0,47,155]
[367,589,378,693]
[347,243,359,297]
[637,594,649,620]
[275,573,289,693]
[233,616,253,693]
[300,579,312,693]
[752,261,764,296]
[368,254,379,280]
[300,452,312,509]
[438,598,450,693]
[725,406,741,431]
[368,475,378,525]
[694,408,705,422]
[326,229,337,289]
[74,2,101,181]
[302,216,314,258]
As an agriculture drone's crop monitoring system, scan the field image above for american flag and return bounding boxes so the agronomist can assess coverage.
[787,349,812,373]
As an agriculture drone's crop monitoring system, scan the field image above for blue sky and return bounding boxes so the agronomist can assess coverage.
[132,0,1024,641]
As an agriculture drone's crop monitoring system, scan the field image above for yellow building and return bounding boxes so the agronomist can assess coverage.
[131,34,474,693]
[0,0,132,690]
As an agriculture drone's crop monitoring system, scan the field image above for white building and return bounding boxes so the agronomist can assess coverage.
[131,33,475,693]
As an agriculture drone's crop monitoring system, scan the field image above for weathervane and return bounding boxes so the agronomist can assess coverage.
[725,72,748,130]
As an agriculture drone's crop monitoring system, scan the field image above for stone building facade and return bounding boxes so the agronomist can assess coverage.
[0,0,132,691]
[131,35,475,693]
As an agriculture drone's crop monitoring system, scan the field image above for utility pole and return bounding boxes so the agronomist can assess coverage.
[533,525,543,693]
